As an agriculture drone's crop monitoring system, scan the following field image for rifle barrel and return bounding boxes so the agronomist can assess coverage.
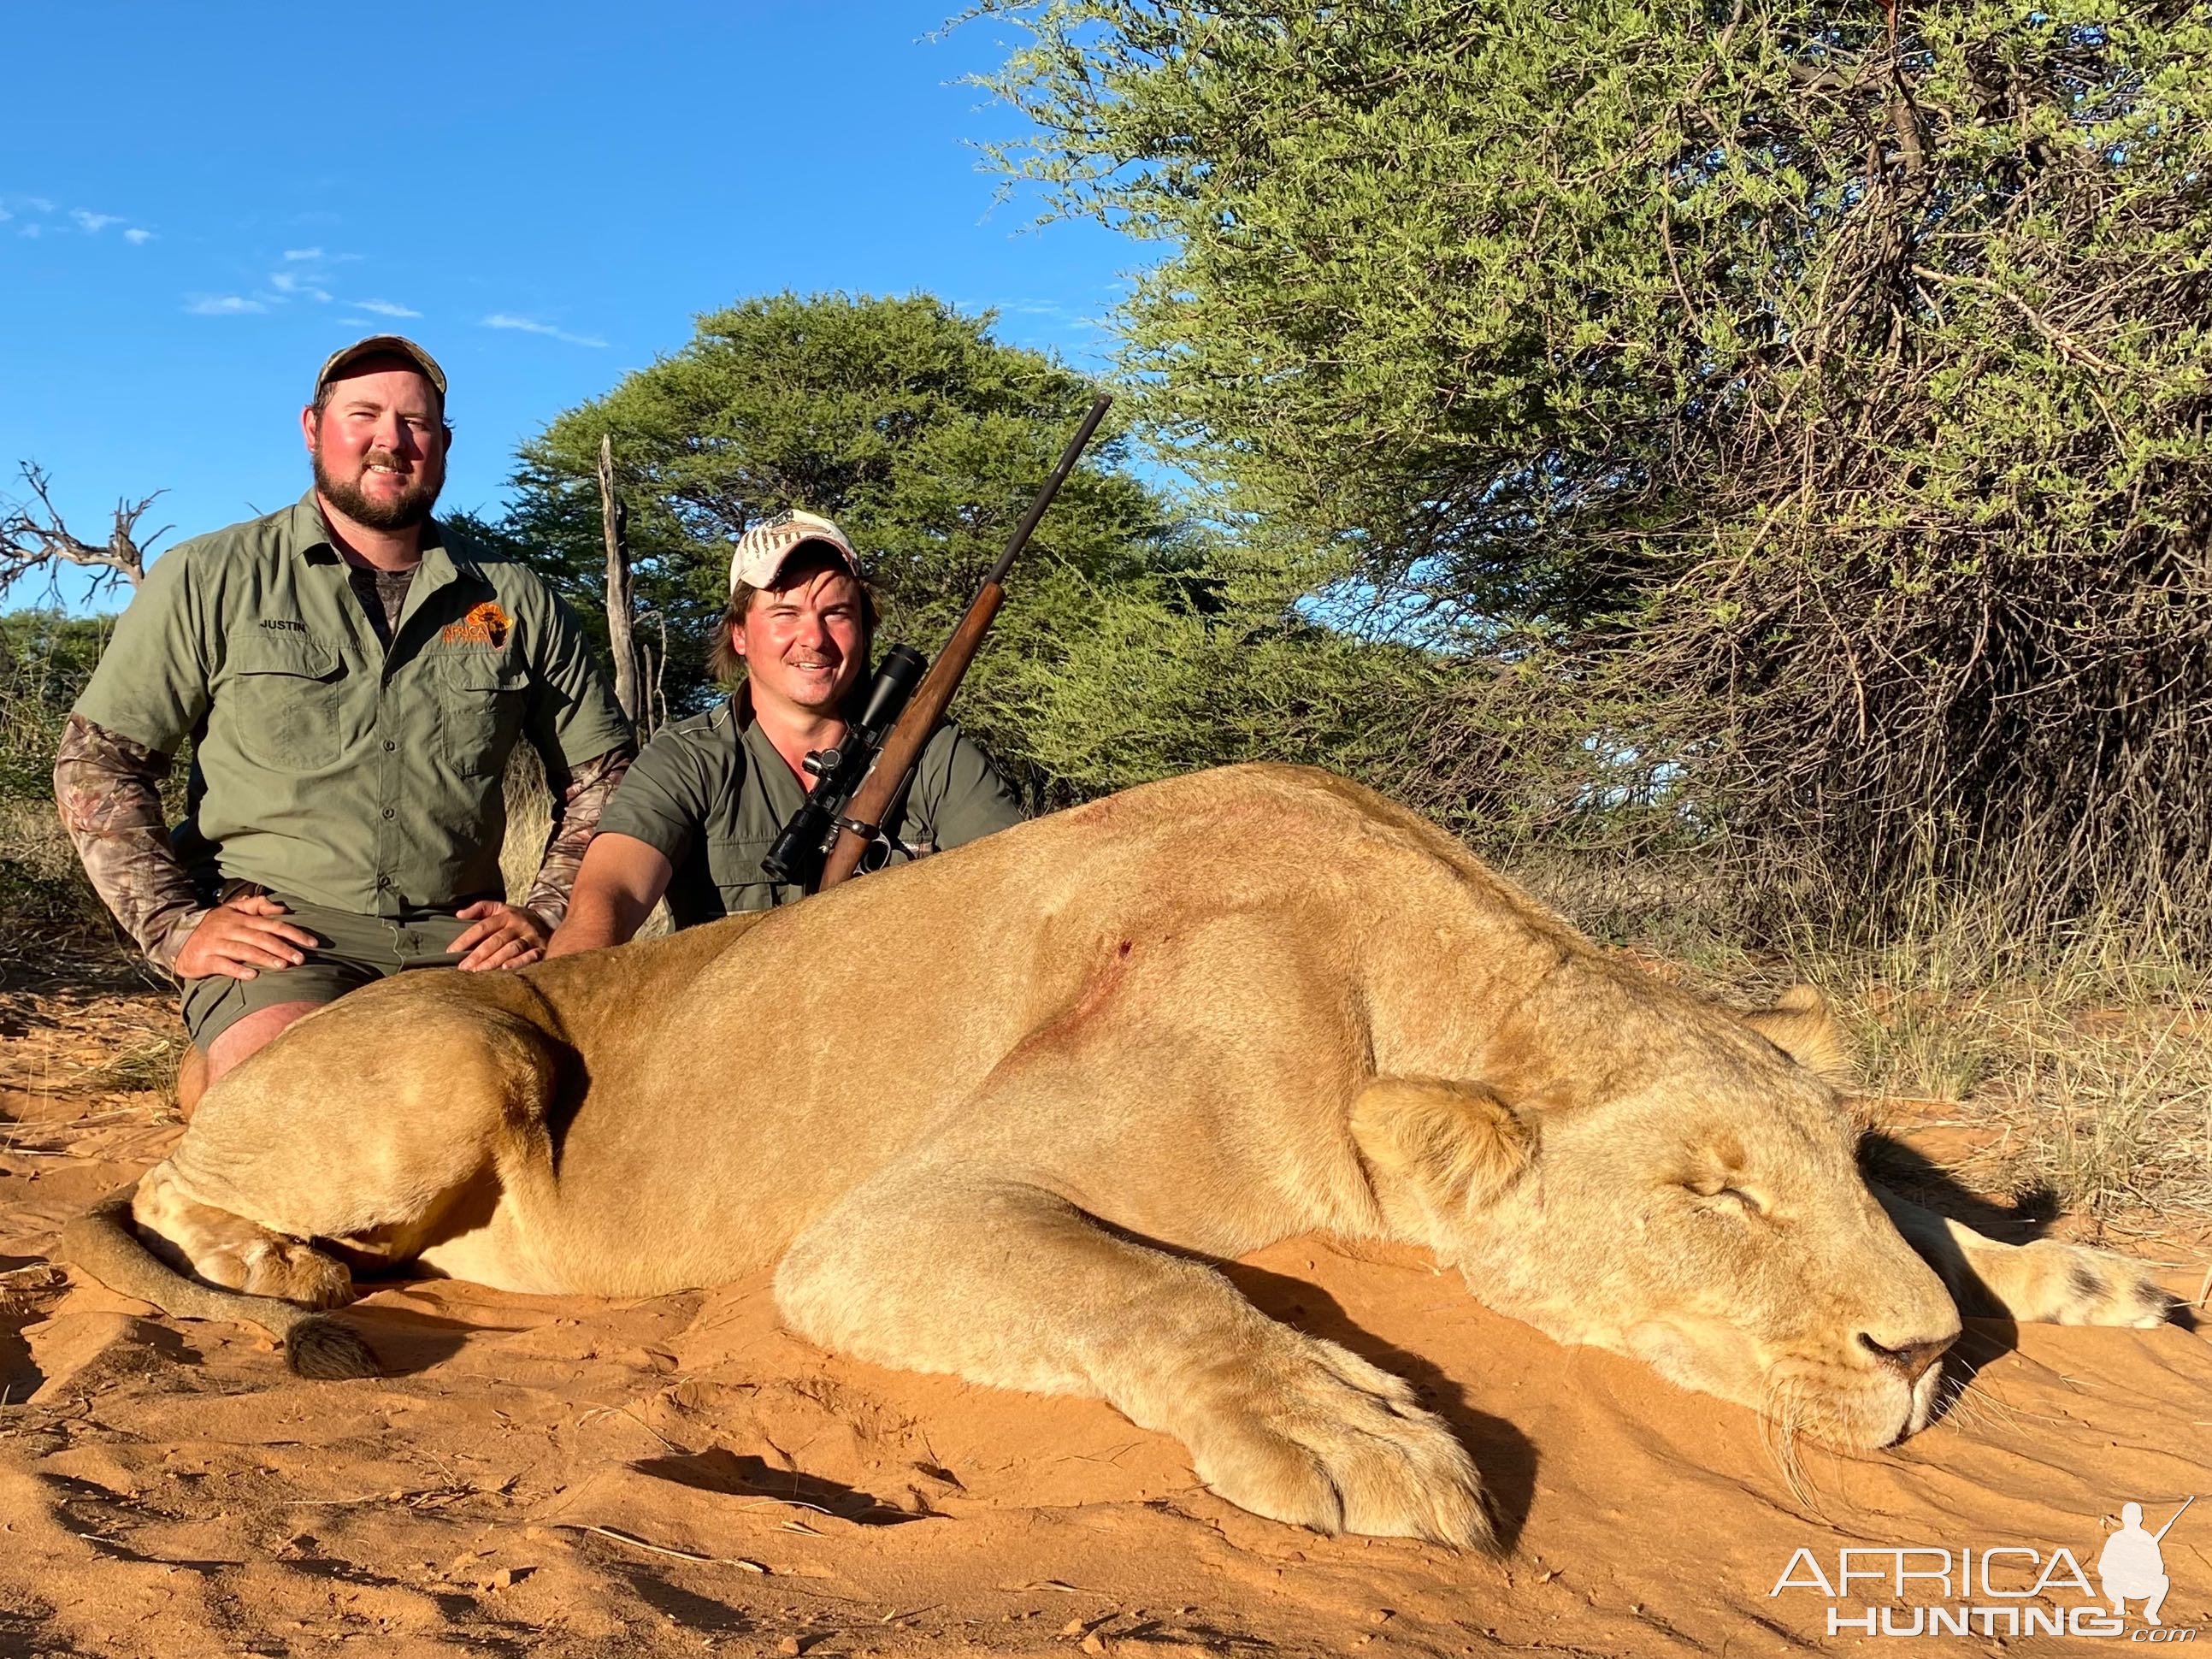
[985,394,1114,587]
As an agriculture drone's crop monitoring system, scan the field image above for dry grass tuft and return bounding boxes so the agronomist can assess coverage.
[500,743,556,906]
[1814,915,2212,1232]
[502,746,669,941]
[75,1027,190,1104]
[0,798,130,987]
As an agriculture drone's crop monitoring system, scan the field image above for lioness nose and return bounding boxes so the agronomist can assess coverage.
[1858,1330,1952,1383]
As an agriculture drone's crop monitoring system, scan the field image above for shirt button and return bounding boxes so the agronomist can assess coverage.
[382,807,396,819]
[383,739,396,753]
[376,875,391,889]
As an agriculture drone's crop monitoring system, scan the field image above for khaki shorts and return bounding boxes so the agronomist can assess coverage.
[180,893,475,1050]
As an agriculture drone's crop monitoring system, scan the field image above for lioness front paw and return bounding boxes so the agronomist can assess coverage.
[1977,1238,2176,1328]
[1185,1337,1494,1550]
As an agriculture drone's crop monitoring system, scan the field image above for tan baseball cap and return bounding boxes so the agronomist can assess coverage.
[729,511,863,596]
[314,334,448,402]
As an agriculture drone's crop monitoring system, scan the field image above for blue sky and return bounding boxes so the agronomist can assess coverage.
[1,2,1135,609]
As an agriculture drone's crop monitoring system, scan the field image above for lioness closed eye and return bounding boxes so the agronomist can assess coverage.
[66,766,2176,1548]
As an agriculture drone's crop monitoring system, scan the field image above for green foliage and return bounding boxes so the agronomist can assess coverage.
[978,0,2212,942]
[0,610,127,964]
[966,550,1460,807]
[0,611,110,800]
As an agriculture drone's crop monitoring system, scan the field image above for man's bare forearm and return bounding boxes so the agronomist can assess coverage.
[53,713,206,971]
[546,831,672,959]
[520,747,632,927]
[544,884,644,958]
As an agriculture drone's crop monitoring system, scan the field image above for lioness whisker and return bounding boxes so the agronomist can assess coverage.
[1928,1371,1989,1432]
[1757,1373,1820,1515]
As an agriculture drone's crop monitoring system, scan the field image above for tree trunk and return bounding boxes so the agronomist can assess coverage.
[598,433,643,729]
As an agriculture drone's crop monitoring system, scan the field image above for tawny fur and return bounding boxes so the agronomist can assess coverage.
[63,765,2174,1546]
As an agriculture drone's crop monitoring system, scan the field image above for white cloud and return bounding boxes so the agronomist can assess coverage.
[481,312,607,349]
[268,270,332,301]
[71,210,123,233]
[18,223,40,239]
[186,295,268,316]
[353,298,422,318]
[283,246,324,261]
[24,197,54,213]
[123,227,154,245]
[0,207,10,223]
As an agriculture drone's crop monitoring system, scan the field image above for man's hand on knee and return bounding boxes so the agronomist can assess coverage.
[451,900,551,971]
[174,894,317,981]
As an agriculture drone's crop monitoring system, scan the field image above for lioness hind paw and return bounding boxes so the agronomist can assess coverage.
[2005,1240,2177,1329]
[1190,1343,1495,1552]
[285,1316,379,1381]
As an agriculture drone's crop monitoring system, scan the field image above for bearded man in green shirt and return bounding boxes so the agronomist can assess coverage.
[546,511,1025,954]
[55,336,634,1099]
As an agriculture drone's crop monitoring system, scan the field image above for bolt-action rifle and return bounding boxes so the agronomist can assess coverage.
[759,392,1113,891]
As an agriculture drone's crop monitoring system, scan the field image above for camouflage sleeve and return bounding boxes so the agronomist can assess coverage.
[520,747,633,928]
[52,713,208,973]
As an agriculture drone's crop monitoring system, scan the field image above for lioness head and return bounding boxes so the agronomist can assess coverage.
[1353,990,1961,1450]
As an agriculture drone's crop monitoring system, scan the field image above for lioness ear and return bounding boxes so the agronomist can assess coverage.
[1742,983,1855,1088]
[1351,1077,1537,1225]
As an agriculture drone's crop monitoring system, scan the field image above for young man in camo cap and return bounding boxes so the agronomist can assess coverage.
[546,511,1024,953]
[56,335,634,1103]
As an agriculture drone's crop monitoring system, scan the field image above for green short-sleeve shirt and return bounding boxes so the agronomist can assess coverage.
[73,492,632,918]
[597,689,1026,925]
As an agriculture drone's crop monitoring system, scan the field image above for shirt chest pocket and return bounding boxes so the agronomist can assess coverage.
[704,835,788,912]
[436,652,528,776]
[221,635,349,773]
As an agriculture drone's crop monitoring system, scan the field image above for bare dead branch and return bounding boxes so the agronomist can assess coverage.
[1,463,170,602]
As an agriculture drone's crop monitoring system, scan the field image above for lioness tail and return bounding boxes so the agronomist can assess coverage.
[57,1185,378,1381]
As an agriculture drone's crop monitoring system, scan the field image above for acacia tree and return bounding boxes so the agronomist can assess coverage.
[979,1,2212,942]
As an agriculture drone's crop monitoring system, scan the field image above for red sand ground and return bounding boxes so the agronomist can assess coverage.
[3,979,2209,1657]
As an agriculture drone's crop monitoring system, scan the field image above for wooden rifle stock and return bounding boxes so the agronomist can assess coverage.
[817,393,1112,889]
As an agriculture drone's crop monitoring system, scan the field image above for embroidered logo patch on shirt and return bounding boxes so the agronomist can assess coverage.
[442,600,511,648]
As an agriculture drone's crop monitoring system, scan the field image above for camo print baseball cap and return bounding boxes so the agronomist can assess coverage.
[728,511,864,595]
[314,334,448,401]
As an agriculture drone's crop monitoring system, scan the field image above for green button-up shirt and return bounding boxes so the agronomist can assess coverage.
[598,687,1026,926]
[73,492,631,919]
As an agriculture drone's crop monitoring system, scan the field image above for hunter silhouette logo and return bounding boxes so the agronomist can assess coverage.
[1767,1497,2199,1638]
[2102,1497,2192,1627]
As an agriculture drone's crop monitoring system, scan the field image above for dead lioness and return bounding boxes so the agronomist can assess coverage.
[65,765,2173,1549]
